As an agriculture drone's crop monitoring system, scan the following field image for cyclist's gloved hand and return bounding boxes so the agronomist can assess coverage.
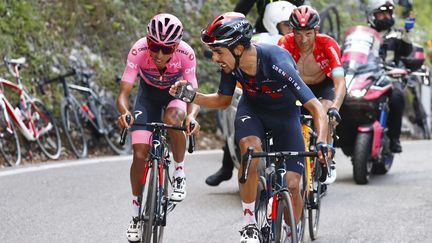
[404,17,416,31]
[316,142,335,163]
[172,81,196,103]
[327,107,341,124]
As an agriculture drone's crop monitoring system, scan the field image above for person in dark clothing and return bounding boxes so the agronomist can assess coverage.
[367,0,415,153]
[234,0,305,33]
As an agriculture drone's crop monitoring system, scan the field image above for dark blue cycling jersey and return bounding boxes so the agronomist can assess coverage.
[218,43,315,114]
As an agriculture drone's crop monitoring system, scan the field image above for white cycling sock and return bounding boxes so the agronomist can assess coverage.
[173,161,185,178]
[131,196,140,217]
[242,201,256,225]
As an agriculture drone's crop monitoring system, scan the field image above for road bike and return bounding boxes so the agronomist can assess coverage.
[120,117,195,243]
[0,57,61,166]
[239,130,320,243]
[38,68,131,158]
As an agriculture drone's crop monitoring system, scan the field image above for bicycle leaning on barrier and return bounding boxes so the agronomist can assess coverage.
[38,68,131,158]
[0,57,61,166]
[120,115,195,243]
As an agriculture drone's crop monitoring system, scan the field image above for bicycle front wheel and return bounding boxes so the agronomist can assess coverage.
[141,160,158,243]
[0,109,21,166]
[308,159,322,240]
[33,100,62,159]
[275,191,298,243]
[61,98,87,158]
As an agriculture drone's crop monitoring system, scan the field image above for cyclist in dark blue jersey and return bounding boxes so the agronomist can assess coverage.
[169,12,331,242]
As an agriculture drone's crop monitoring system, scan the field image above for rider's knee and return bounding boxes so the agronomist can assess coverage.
[287,177,300,194]
[164,108,185,125]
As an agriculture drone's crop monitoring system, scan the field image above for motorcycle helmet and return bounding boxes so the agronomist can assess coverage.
[263,1,296,35]
[366,0,395,32]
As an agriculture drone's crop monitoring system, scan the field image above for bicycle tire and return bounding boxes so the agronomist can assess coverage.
[60,98,88,158]
[100,101,131,155]
[275,190,298,243]
[152,162,168,243]
[33,100,62,159]
[308,158,322,240]
[141,159,158,243]
[0,109,21,166]
[297,173,307,242]
[255,174,270,243]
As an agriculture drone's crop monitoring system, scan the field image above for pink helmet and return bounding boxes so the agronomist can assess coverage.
[147,13,184,46]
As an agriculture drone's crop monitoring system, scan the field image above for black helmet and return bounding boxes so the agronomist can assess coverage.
[201,12,253,49]
[288,5,320,30]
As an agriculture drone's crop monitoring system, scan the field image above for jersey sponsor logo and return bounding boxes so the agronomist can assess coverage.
[176,49,189,56]
[131,49,137,55]
[169,61,181,69]
[127,60,137,69]
[138,47,148,52]
[184,66,195,74]
[272,64,301,90]
[239,115,251,122]
[134,110,142,119]
[189,53,195,60]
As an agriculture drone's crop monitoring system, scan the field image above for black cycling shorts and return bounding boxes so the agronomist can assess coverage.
[307,76,334,101]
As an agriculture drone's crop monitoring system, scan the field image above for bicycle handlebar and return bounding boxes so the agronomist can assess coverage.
[239,146,318,184]
[38,70,76,94]
[119,115,196,153]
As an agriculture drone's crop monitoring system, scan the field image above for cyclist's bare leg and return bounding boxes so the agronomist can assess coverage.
[238,136,262,202]
[131,143,151,196]
[286,171,302,223]
[163,107,186,163]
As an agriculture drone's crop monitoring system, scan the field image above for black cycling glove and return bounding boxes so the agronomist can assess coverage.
[174,82,196,103]
[327,107,341,123]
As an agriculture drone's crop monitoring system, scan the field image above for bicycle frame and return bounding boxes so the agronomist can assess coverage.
[0,77,52,141]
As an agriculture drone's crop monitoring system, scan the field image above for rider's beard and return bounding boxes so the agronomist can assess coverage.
[373,18,395,32]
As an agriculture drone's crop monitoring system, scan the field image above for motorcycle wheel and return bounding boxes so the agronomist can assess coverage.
[352,133,373,185]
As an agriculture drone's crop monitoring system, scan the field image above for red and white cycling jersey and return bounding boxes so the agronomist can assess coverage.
[121,37,198,89]
[278,33,343,79]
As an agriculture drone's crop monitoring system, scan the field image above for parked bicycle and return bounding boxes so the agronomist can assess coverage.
[0,57,61,166]
[38,68,130,158]
[120,116,195,243]
[239,130,323,243]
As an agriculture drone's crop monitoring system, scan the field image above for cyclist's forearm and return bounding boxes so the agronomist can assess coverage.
[332,75,346,110]
[304,99,329,143]
[187,103,200,118]
[193,92,232,109]
[116,82,133,114]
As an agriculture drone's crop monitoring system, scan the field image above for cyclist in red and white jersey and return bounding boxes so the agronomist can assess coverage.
[116,13,200,242]
[278,5,346,184]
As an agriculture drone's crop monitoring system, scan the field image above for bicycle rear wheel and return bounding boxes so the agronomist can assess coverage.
[33,100,62,159]
[100,101,131,154]
[308,158,322,240]
[275,191,298,243]
[141,159,158,243]
[61,98,88,158]
[0,109,21,166]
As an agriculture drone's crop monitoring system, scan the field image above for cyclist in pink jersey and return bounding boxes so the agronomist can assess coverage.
[115,13,200,242]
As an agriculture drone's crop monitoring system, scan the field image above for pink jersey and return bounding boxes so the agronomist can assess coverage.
[121,37,198,89]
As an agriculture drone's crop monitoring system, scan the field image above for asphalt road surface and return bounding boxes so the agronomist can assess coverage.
[0,140,431,243]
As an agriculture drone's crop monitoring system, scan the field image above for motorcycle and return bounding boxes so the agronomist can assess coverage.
[336,25,431,184]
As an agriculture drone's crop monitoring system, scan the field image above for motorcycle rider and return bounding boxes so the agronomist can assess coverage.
[367,0,415,153]
[234,0,305,33]
[206,1,296,186]
[278,5,346,184]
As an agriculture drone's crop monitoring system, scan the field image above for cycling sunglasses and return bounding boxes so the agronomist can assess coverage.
[147,39,177,55]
